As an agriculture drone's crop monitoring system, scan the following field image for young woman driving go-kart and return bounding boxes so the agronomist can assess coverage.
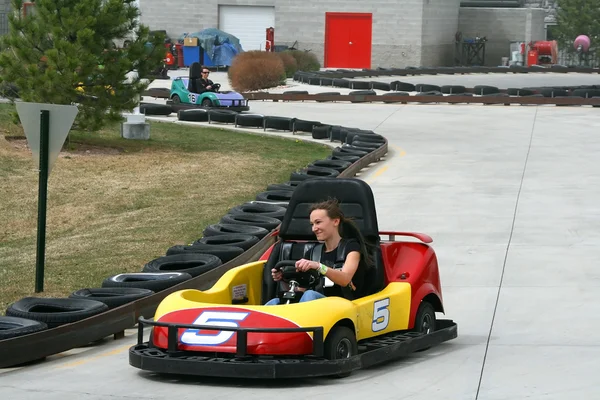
[265,198,374,305]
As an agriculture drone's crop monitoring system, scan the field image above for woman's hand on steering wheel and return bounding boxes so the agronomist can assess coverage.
[295,259,318,272]
[271,268,283,282]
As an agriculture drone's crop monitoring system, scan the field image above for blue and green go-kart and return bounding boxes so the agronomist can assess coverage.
[167,62,249,112]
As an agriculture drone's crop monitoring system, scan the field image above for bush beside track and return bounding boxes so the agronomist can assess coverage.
[0,106,388,368]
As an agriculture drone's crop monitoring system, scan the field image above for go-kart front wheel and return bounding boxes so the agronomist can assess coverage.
[324,326,358,378]
[201,98,213,107]
[171,95,181,104]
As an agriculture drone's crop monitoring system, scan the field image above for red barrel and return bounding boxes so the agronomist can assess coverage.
[535,41,553,55]
[527,49,539,66]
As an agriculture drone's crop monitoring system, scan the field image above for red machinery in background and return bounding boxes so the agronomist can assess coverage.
[265,27,274,52]
[526,40,558,66]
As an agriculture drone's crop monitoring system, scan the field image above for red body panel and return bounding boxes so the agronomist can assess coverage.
[324,12,372,69]
[380,241,443,328]
[154,307,313,355]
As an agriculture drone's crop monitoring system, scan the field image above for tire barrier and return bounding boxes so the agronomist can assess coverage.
[243,91,600,107]
[292,65,600,81]
[0,104,388,368]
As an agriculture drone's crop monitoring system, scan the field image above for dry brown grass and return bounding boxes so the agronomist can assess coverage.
[0,104,331,313]
[228,50,286,92]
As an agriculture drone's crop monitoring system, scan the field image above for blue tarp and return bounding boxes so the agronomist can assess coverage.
[179,28,244,66]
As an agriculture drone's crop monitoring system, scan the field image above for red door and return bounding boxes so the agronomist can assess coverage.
[324,12,372,69]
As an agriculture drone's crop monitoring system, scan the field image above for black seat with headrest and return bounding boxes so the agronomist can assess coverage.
[260,178,385,304]
[188,62,201,93]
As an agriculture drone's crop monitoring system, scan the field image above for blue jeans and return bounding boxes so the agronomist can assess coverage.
[265,290,325,305]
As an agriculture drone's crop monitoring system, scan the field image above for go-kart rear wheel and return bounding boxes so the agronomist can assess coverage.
[201,98,213,107]
[324,326,357,378]
[413,301,436,334]
[412,301,436,352]
[171,94,181,104]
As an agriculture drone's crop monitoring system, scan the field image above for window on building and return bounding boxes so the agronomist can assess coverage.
[546,24,558,41]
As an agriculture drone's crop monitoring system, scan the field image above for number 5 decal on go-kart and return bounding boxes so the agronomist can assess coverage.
[372,298,390,332]
[180,310,249,346]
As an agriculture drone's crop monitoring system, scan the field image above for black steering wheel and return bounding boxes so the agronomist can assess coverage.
[212,83,221,92]
[273,260,320,289]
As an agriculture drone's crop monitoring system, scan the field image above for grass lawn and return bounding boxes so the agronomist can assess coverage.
[0,103,331,314]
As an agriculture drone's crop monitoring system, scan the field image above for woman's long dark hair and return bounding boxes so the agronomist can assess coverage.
[310,198,374,268]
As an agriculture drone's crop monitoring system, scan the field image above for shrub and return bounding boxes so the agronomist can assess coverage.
[228,51,286,92]
[288,50,321,72]
[276,51,298,78]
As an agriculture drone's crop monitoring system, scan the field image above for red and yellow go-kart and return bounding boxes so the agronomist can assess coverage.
[129,178,458,379]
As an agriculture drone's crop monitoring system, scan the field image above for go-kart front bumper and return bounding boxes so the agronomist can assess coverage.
[128,317,458,379]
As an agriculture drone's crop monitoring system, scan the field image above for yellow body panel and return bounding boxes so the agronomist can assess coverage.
[155,261,413,341]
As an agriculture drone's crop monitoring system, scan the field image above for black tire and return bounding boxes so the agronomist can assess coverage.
[309,159,352,172]
[371,81,391,91]
[294,119,321,133]
[220,213,281,230]
[332,147,368,158]
[412,301,437,334]
[201,98,213,107]
[283,90,309,95]
[352,140,382,150]
[139,103,173,116]
[264,116,295,131]
[171,94,181,104]
[349,80,370,90]
[349,90,376,96]
[101,272,192,292]
[392,81,416,91]
[440,85,466,94]
[266,182,299,191]
[228,202,287,220]
[332,78,350,88]
[324,325,358,378]
[353,133,385,144]
[312,125,331,139]
[5,297,109,329]
[194,233,260,251]
[144,87,170,98]
[415,84,441,92]
[203,223,270,239]
[208,109,237,123]
[255,190,294,203]
[507,88,535,96]
[473,85,500,95]
[236,114,264,128]
[166,243,245,263]
[0,316,48,340]
[69,287,154,309]
[290,166,340,181]
[329,126,343,141]
[539,88,568,98]
[328,154,361,163]
[342,143,374,153]
[178,109,209,122]
[143,253,222,277]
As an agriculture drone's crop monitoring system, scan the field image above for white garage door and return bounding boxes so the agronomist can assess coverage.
[219,5,275,51]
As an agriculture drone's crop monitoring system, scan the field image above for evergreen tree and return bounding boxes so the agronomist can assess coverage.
[554,0,600,50]
[0,0,166,131]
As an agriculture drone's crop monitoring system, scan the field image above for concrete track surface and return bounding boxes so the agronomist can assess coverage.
[2,73,600,400]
